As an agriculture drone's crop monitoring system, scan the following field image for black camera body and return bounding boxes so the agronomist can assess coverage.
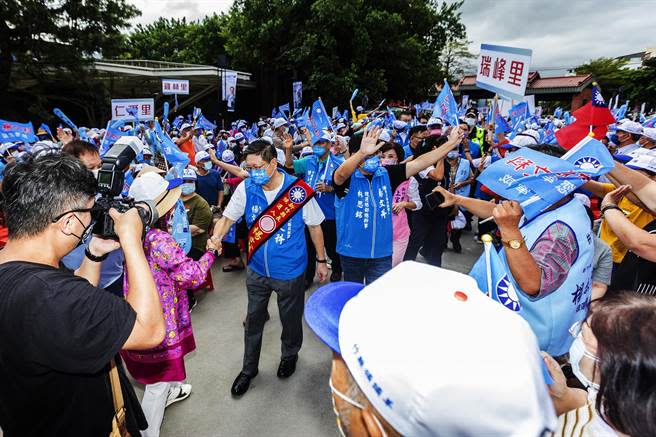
[93,136,158,240]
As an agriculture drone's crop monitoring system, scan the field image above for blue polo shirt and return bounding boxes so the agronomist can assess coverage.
[196,169,224,206]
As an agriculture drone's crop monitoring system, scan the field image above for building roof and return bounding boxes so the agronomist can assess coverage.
[457,72,593,95]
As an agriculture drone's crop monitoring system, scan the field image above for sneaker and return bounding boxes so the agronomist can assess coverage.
[165,383,192,408]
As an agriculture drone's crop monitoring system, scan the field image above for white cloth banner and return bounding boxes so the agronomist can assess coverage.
[223,71,238,112]
[293,81,303,110]
[476,44,532,101]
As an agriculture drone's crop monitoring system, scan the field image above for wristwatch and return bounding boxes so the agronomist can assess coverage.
[85,247,108,262]
[502,238,525,250]
[316,258,327,263]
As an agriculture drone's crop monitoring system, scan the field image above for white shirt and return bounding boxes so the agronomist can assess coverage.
[223,178,325,226]
[616,143,640,155]
[407,177,422,211]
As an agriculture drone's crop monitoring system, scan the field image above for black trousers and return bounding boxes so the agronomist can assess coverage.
[242,269,306,376]
[403,213,448,267]
[305,219,341,282]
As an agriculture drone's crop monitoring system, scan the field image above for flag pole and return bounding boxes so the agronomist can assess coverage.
[482,234,494,297]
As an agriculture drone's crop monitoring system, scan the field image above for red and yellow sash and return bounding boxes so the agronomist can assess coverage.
[247,178,315,262]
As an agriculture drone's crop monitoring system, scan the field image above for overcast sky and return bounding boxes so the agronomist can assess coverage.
[128,0,654,69]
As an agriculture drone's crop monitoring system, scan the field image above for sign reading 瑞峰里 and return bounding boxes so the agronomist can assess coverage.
[476,44,532,101]
[162,79,189,95]
[111,98,155,121]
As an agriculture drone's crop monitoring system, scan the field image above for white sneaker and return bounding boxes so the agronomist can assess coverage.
[165,383,192,408]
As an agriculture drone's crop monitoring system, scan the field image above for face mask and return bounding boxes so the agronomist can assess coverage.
[203,161,212,171]
[362,156,380,173]
[313,145,328,157]
[569,332,600,391]
[249,164,272,186]
[466,118,476,127]
[447,151,459,160]
[181,183,196,196]
[381,158,397,166]
[329,377,388,437]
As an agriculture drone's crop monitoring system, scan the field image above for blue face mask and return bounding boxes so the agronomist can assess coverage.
[362,156,380,174]
[313,145,328,157]
[203,161,212,171]
[249,164,272,186]
[181,182,196,196]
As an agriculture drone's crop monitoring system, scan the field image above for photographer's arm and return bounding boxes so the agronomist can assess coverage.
[74,238,120,286]
[110,208,165,350]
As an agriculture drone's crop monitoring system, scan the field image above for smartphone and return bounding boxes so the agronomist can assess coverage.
[425,191,445,210]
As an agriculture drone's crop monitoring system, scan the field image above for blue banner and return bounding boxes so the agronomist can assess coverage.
[508,102,529,127]
[196,114,216,131]
[309,98,333,142]
[432,80,458,125]
[561,136,615,177]
[0,120,38,143]
[53,108,79,131]
[153,119,189,177]
[171,198,192,254]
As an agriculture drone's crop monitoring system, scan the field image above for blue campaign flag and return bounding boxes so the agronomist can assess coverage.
[196,114,216,131]
[432,80,459,125]
[561,136,615,177]
[192,107,201,121]
[172,115,184,129]
[477,148,589,219]
[163,102,169,122]
[553,107,563,119]
[279,103,290,116]
[0,120,38,143]
[341,109,349,121]
[153,119,189,177]
[309,98,333,141]
[508,102,529,127]
[99,123,127,156]
[271,107,277,118]
[469,238,522,312]
[350,88,359,102]
[542,121,557,144]
[39,123,53,139]
[53,108,79,131]
[644,117,656,128]
[494,113,511,135]
[614,104,628,121]
[170,198,192,254]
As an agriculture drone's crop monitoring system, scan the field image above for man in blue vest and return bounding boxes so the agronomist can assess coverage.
[284,132,344,284]
[332,126,464,284]
[435,145,594,357]
[209,140,328,396]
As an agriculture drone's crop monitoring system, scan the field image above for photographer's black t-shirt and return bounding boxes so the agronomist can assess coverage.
[0,261,146,437]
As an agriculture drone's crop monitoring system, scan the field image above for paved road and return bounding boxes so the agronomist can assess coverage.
[135,232,484,437]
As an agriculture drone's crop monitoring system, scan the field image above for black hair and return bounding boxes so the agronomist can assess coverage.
[589,293,656,436]
[61,139,99,159]
[409,125,427,137]
[380,142,405,161]
[243,139,277,162]
[399,110,412,119]
[348,134,363,155]
[2,153,97,238]
[527,143,567,157]
[414,135,448,157]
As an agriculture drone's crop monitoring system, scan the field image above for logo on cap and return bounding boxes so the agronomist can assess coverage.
[496,276,521,312]
[574,156,601,170]
[289,186,307,204]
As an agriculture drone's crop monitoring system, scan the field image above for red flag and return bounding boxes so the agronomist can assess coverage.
[571,101,615,127]
[555,120,608,150]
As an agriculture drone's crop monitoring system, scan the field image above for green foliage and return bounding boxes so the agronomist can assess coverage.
[575,57,636,96]
[1,0,140,123]
[123,14,228,66]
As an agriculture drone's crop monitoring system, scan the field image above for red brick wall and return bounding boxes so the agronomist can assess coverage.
[571,87,592,111]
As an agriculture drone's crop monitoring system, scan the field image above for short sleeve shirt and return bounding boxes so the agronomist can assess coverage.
[0,261,143,436]
[196,170,224,206]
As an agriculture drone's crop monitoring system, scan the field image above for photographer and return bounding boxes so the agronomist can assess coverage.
[0,153,165,437]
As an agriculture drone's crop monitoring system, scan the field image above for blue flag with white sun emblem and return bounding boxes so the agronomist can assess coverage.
[469,237,521,313]
[561,136,615,177]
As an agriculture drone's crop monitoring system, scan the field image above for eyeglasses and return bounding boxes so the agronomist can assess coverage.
[244,162,270,172]
[51,206,100,223]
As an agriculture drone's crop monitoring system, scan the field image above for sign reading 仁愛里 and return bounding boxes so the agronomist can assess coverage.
[111,98,155,121]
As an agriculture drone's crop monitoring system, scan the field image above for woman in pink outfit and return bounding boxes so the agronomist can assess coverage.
[120,169,219,437]
[380,143,422,266]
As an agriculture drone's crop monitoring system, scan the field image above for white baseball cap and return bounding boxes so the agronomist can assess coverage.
[142,147,152,156]
[510,130,540,148]
[273,118,289,129]
[392,120,407,130]
[306,262,556,437]
[180,122,192,131]
[221,149,235,163]
[234,132,245,142]
[427,117,443,127]
[378,129,391,142]
[128,172,182,217]
[335,122,347,130]
[627,154,656,175]
[642,127,656,142]
[195,150,211,164]
[356,105,364,112]
[182,167,197,181]
[616,120,643,135]
[300,146,313,156]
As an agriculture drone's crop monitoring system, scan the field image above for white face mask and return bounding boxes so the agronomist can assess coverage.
[569,332,600,391]
[329,377,388,437]
[91,169,99,178]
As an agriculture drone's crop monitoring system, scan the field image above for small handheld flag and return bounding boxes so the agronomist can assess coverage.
[53,108,79,132]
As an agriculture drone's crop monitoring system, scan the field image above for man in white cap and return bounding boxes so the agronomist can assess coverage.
[272,118,289,150]
[614,120,643,155]
[637,127,656,152]
[305,262,557,437]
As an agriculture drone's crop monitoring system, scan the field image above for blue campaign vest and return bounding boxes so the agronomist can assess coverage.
[336,167,393,259]
[500,199,594,356]
[244,171,307,280]
[452,158,471,197]
[304,153,343,220]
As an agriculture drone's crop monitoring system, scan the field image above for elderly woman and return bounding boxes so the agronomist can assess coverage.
[120,170,219,437]
[543,292,656,436]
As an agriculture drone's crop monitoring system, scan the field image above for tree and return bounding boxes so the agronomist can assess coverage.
[222,0,468,110]
[439,38,475,82]
[1,0,140,123]
[575,57,636,97]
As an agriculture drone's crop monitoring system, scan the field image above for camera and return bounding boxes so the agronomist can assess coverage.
[93,136,159,239]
